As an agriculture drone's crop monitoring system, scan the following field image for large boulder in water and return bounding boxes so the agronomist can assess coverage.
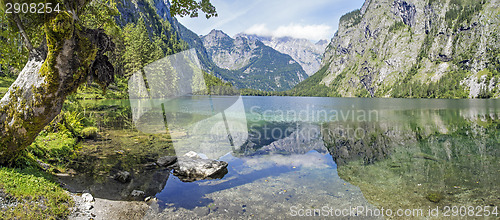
[173,151,228,182]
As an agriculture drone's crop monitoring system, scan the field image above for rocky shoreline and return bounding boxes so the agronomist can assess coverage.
[68,192,150,220]
[61,151,228,219]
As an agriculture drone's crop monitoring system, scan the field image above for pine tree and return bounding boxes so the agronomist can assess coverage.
[123,18,158,76]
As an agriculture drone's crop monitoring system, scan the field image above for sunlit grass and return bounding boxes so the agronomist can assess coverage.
[0,167,73,219]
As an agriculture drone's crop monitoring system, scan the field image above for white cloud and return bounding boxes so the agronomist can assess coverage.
[244,24,272,36]
[244,23,332,41]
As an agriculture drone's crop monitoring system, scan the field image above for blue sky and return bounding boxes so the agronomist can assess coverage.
[176,0,366,42]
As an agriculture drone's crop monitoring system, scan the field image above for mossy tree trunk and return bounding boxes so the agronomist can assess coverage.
[0,11,114,165]
[0,0,218,165]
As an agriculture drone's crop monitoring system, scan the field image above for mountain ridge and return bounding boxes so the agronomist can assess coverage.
[295,0,500,98]
[200,29,308,91]
[237,34,329,76]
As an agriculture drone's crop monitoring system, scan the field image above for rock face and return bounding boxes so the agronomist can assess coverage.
[202,30,256,70]
[173,151,229,182]
[241,34,329,76]
[391,0,416,27]
[200,30,308,91]
[301,0,500,98]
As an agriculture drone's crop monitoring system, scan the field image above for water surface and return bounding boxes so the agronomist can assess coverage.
[76,97,500,219]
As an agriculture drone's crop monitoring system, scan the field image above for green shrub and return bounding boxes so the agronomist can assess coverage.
[445,0,485,30]
[392,69,469,99]
[28,132,77,164]
[81,127,98,139]
[62,111,84,136]
[388,21,407,33]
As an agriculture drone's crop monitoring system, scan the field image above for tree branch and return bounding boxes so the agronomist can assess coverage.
[11,13,34,53]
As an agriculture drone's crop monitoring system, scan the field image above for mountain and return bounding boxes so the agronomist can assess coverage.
[203,30,255,70]
[295,0,500,98]
[198,30,308,91]
[144,3,311,92]
[239,34,329,76]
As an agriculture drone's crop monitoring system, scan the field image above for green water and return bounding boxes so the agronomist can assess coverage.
[73,96,499,219]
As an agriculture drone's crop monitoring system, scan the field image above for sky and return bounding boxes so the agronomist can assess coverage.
[176,0,366,42]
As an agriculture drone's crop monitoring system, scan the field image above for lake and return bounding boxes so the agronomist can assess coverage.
[73,96,500,219]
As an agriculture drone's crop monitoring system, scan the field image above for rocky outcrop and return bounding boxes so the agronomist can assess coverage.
[203,30,257,70]
[391,0,416,27]
[172,151,229,182]
[240,34,329,76]
[200,30,308,91]
[307,0,500,98]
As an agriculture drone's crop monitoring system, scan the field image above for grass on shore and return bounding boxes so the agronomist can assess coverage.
[2,75,74,219]
[0,167,73,219]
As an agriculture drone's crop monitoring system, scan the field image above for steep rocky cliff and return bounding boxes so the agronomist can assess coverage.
[299,0,499,98]
[203,30,257,70]
[239,34,329,76]
[200,30,308,91]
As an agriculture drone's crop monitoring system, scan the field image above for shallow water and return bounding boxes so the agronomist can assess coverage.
[78,96,500,219]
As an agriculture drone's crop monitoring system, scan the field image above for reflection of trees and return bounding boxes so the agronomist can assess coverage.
[323,121,392,166]
[322,110,500,213]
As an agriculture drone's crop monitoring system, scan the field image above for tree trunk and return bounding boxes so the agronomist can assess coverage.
[0,12,114,165]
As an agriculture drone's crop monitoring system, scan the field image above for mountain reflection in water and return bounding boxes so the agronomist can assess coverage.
[69,97,499,219]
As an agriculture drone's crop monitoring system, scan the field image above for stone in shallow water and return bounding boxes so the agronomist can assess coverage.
[82,193,95,203]
[156,156,177,167]
[131,190,145,198]
[144,162,158,170]
[83,203,94,210]
[113,171,131,183]
[173,152,228,182]
[36,160,51,171]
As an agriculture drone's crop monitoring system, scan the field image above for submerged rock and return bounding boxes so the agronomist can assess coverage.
[173,152,228,182]
[156,156,177,167]
[130,190,145,198]
[113,171,131,183]
[144,162,158,170]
